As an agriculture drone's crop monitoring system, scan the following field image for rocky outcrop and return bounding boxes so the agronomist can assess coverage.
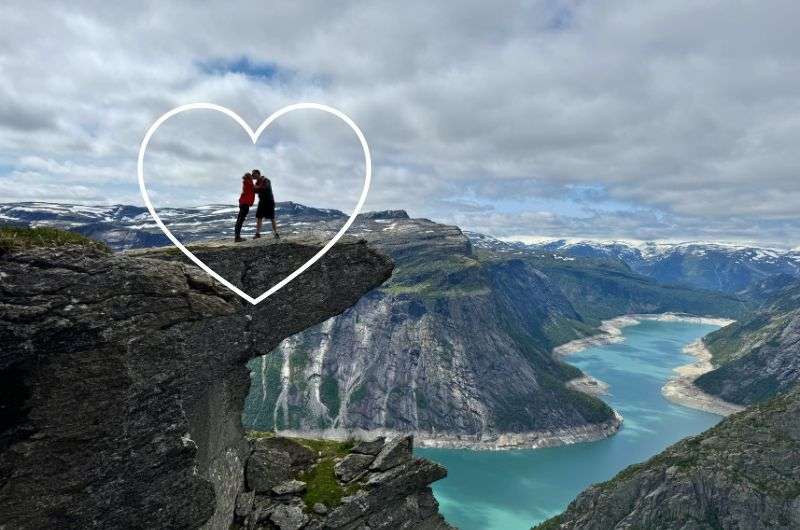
[235,434,451,530]
[534,385,800,530]
[696,280,800,405]
[243,220,623,447]
[0,236,392,529]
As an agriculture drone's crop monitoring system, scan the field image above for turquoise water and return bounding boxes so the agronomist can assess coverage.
[418,320,723,530]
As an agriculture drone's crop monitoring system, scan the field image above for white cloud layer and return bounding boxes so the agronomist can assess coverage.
[0,0,799,246]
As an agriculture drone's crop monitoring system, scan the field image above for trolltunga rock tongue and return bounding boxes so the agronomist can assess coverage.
[0,237,392,529]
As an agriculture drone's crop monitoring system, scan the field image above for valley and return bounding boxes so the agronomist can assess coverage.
[3,202,798,530]
[422,318,728,529]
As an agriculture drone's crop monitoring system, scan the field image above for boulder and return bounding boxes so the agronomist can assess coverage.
[246,437,316,493]
[370,436,413,471]
[272,479,307,496]
[327,459,448,528]
[269,503,309,530]
[334,453,375,482]
[246,447,293,493]
[352,437,386,456]
[254,436,316,469]
[250,496,277,525]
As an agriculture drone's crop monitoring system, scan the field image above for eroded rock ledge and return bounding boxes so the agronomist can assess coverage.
[236,434,451,530]
[0,237,394,529]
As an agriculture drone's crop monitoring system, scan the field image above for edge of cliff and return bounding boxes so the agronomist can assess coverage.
[0,231,452,529]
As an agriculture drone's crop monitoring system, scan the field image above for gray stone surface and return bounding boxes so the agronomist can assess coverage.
[236,435,452,530]
[246,437,316,493]
[371,436,413,471]
[272,479,307,495]
[327,457,448,528]
[269,503,309,530]
[335,452,375,482]
[246,447,293,493]
[352,437,386,455]
[535,385,800,530]
[0,237,392,529]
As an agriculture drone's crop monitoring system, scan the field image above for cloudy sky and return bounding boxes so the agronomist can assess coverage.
[1,1,799,247]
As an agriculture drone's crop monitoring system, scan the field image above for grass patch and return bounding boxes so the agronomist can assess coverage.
[292,437,357,509]
[293,437,353,457]
[243,434,359,509]
[299,458,351,508]
[0,226,109,253]
[245,430,276,441]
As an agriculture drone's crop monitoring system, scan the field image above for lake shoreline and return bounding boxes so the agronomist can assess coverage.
[556,312,742,417]
[275,313,734,451]
[553,313,735,356]
[661,339,745,416]
[272,410,623,450]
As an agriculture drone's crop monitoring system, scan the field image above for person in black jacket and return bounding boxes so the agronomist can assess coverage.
[252,169,279,239]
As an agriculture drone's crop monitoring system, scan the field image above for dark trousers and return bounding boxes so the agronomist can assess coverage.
[235,204,250,238]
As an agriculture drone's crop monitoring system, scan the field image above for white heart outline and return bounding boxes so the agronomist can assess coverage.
[137,102,372,305]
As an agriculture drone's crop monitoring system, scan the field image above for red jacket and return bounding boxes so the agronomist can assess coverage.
[239,178,255,206]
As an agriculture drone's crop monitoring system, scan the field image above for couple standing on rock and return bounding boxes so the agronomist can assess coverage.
[235,169,280,242]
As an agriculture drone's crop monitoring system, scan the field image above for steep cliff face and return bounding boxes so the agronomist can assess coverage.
[2,205,748,448]
[695,280,800,405]
[534,385,800,530]
[243,215,748,447]
[0,235,395,529]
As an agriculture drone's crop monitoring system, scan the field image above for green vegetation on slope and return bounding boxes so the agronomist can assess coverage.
[294,438,358,508]
[245,432,358,509]
[697,280,800,405]
[0,226,109,253]
[380,252,489,298]
[526,254,749,323]
[243,355,284,430]
[702,313,773,366]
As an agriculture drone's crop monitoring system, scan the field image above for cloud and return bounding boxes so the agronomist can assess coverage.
[0,0,798,245]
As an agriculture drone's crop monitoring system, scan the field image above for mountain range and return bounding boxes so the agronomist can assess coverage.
[4,202,799,298]
[0,201,752,448]
[484,237,800,296]
[4,201,799,528]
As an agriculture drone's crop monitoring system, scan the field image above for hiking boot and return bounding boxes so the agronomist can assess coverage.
[253,233,261,239]
[235,236,244,242]
[274,232,280,239]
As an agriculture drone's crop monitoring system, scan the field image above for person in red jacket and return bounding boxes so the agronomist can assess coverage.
[234,172,255,242]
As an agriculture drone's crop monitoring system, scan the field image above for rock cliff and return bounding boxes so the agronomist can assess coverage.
[243,216,622,448]
[235,434,451,529]
[0,233,408,529]
[534,384,800,530]
[242,214,744,448]
[695,279,800,405]
[1,205,748,448]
